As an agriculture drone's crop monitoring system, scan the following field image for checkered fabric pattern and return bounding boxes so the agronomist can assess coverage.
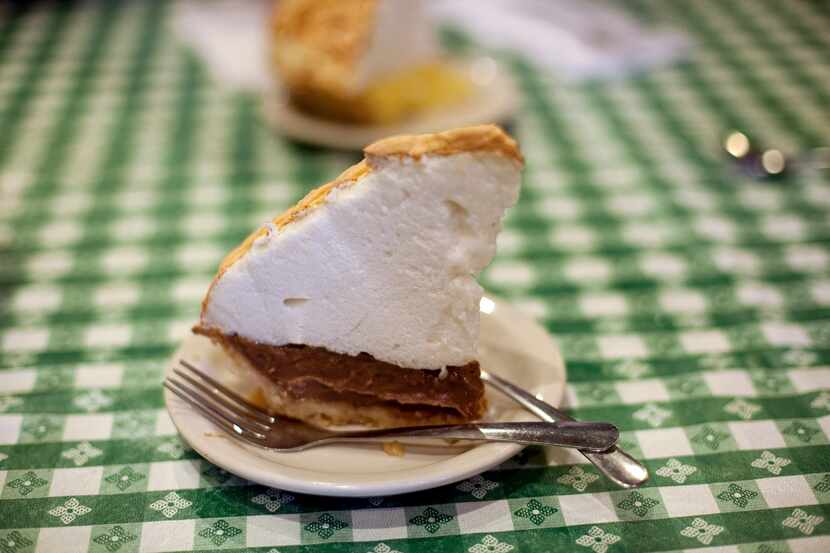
[1,0,829,551]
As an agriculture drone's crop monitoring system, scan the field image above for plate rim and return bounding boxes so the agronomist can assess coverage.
[164,295,565,497]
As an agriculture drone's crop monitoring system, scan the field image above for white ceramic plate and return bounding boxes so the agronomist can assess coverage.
[261,57,520,151]
[164,295,565,497]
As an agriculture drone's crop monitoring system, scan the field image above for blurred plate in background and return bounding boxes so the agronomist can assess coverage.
[263,57,520,151]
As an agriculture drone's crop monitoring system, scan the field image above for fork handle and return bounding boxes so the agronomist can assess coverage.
[336,421,618,452]
[481,371,649,488]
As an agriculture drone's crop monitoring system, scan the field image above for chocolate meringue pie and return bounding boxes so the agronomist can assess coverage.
[195,125,523,427]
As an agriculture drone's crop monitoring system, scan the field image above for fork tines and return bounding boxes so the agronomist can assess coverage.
[164,360,275,447]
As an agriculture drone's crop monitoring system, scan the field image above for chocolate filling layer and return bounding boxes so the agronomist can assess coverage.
[193,326,486,420]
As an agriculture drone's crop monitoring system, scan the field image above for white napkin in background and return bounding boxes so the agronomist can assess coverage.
[171,0,692,92]
[429,0,692,81]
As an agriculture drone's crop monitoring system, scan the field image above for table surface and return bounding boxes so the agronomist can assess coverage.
[1,1,830,552]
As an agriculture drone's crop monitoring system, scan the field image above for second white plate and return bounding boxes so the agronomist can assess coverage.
[164,295,565,497]
[262,57,520,150]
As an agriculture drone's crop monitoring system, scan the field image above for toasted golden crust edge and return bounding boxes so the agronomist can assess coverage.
[198,159,370,316]
[200,125,522,318]
[365,124,523,164]
[213,160,370,276]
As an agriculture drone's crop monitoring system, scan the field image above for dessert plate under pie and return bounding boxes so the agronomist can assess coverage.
[165,295,566,497]
[263,57,520,151]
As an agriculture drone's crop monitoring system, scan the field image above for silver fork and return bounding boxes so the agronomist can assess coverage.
[165,360,619,452]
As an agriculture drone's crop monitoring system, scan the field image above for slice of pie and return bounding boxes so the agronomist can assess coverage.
[269,0,469,125]
[195,125,523,427]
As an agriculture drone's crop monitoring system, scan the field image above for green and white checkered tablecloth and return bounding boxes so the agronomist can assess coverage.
[1,0,830,551]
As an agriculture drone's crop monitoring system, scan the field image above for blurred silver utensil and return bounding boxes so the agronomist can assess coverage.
[481,369,649,488]
[166,360,619,453]
[723,130,830,180]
